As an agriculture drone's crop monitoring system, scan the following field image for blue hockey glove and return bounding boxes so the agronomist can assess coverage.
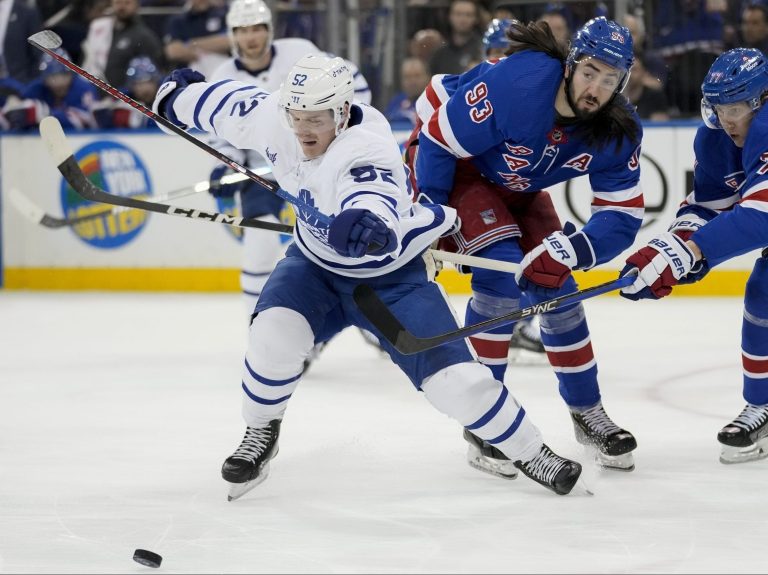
[152,68,206,128]
[209,165,244,198]
[518,222,596,297]
[328,209,397,258]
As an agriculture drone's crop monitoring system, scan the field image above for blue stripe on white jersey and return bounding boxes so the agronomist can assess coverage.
[294,203,449,272]
[161,80,457,277]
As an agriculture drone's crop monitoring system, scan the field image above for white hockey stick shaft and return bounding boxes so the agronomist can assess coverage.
[429,249,520,275]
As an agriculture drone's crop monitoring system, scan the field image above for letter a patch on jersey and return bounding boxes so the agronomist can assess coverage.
[563,153,593,172]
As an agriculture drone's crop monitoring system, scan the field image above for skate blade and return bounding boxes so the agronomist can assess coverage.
[572,477,594,496]
[719,438,768,465]
[594,450,635,472]
[226,463,271,501]
[466,446,518,479]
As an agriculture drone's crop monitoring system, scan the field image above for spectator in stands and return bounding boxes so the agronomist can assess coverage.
[52,0,110,66]
[0,77,25,130]
[741,2,768,52]
[482,17,511,59]
[492,4,516,20]
[428,0,484,75]
[383,57,429,127]
[653,0,726,116]
[1,0,42,83]
[81,0,164,88]
[163,0,231,78]
[92,56,161,129]
[624,54,671,121]
[409,28,445,64]
[537,10,570,48]
[622,12,667,86]
[3,49,97,131]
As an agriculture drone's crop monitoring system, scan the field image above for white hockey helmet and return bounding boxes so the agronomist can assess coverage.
[279,54,354,135]
[226,0,273,58]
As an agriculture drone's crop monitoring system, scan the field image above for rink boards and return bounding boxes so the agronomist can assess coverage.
[0,123,757,294]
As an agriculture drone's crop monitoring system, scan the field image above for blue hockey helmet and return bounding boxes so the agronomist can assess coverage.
[567,16,634,93]
[700,48,768,129]
[125,57,161,85]
[483,18,512,54]
[38,49,71,78]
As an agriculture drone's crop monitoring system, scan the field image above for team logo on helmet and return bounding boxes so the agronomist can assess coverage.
[700,47,768,129]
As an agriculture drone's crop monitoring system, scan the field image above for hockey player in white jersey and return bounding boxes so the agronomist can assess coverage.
[152,54,584,500]
[207,0,370,315]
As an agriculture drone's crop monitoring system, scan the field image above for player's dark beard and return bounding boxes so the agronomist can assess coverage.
[567,83,601,121]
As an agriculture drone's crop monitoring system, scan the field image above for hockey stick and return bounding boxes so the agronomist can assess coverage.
[40,116,294,234]
[40,116,522,274]
[7,171,256,230]
[27,30,332,227]
[353,276,634,354]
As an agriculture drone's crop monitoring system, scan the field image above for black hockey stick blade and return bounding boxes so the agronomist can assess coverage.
[353,276,635,354]
[39,117,293,234]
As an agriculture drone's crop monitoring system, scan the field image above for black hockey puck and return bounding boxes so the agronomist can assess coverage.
[133,549,162,568]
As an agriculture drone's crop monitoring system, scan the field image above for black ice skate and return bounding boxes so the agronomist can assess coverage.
[513,443,583,495]
[570,402,637,471]
[717,403,768,464]
[508,318,548,365]
[222,420,281,501]
[463,429,518,479]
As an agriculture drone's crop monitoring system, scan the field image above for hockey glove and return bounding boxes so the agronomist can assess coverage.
[152,68,206,129]
[518,222,596,297]
[209,165,244,198]
[667,214,710,285]
[619,232,696,300]
[328,209,397,258]
[2,97,49,131]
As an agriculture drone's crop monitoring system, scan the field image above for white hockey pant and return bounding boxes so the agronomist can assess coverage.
[240,218,286,316]
[421,362,542,462]
[240,307,315,428]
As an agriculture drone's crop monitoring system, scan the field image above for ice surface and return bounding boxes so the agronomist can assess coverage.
[0,291,764,574]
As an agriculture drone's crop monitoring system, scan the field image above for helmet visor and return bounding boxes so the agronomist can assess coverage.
[701,98,754,128]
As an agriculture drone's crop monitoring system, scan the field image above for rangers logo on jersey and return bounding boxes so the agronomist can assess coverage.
[506,144,533,155]
[480,209,497,225]
[502,154,531,171]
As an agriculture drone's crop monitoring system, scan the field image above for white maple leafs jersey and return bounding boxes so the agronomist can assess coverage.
[166,80,456,277]
[207,38,371,171]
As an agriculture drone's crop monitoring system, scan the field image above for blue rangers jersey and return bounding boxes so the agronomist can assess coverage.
[162,80,455,277]
[685,106,768,267]
[415,50,644,265]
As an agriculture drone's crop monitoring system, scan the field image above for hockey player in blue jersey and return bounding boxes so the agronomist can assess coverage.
[620,48,768,465]
[407,17,644,476]
[3,49,97,131]
[483,16,549,365]
[152,54,585,499]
